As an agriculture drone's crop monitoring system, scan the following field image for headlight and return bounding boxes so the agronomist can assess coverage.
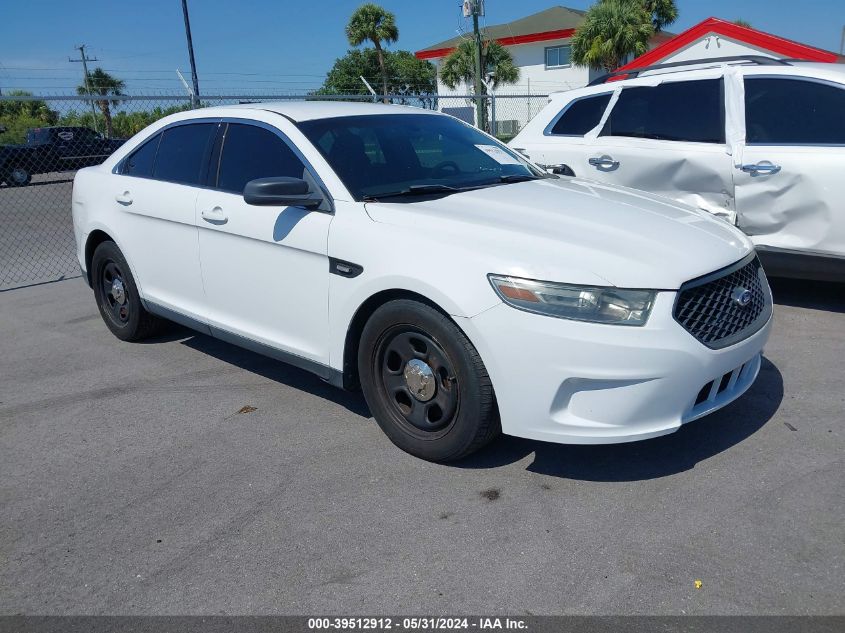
[488,274,655,326]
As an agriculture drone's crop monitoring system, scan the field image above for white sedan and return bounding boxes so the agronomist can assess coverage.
[71,102,772,462]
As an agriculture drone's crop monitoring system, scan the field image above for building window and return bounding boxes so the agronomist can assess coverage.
[545,45,571,69]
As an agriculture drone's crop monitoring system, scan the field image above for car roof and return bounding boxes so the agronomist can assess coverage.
[203,100,442,122]
[549,59,845,101]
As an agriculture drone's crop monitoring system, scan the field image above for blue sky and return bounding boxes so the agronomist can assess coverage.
[1,0,843,95]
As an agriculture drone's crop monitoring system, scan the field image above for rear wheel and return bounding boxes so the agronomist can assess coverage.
[358,299,500,462]
[6,166,31,186]
[91,241,162,341]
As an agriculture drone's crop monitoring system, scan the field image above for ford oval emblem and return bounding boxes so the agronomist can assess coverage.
[731,287,752,307]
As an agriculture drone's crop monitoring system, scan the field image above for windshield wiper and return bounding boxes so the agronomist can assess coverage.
[364,184,461,201]
[497,174,546,183]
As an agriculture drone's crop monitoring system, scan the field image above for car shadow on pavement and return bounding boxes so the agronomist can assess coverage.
[769,278,845,313]
[455,357,784,482]
[165,322,783,480]
[175,328,371,417]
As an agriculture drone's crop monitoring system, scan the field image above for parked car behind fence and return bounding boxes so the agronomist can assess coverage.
[0,126,126,187]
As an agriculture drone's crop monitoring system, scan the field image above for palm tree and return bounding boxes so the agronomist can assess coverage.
[440,39,519,129]
[440,40,520,91]
[643,0,678,31]
[571,0,655,72]
[76,68,125,138]
[345,3,399,102]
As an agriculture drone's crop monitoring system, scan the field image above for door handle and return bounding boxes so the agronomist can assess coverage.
[588,155,619,169]
[115,191,133,206]
[740,162,781,175]
[201,206,228,224]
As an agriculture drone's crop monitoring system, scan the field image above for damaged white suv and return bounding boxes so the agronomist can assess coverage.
[510,57,845,281]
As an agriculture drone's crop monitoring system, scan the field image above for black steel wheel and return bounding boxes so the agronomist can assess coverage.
[358,299,500,462]
[100,261,132,327]
[91,241,162,341]
[377,329,459,436]
[7,166,31,187]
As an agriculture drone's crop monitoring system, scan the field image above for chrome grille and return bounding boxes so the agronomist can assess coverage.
[674,255,771,349]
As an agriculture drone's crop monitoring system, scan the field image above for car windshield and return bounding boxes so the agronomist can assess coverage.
[297,114,544,201]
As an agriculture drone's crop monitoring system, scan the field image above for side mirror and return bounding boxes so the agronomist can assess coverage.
[243,177,323,209]
[546,164,575,177]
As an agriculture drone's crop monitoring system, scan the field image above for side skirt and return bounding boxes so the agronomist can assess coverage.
[143,300,345,388]
[756,246,845,283]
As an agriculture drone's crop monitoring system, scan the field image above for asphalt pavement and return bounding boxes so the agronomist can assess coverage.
[0,173,78,290]
[0,277,842,615]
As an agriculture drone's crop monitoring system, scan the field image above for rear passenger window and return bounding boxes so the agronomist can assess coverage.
[123,134,160,177]
[216,123,307,194]
[600,79,725,143]
[549,93,612,136]
[745,78,845,144]
[153,123,215,186]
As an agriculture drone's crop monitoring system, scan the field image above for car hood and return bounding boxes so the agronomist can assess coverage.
[364,177,753,289]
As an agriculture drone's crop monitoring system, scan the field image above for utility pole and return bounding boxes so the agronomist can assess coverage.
[69,44,100,133]
[470,0,485,130]
[181,0,201,107]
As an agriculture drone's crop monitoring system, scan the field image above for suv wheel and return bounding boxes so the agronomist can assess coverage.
[358,299,500,462]
[91,241,162,341]
[7,166,31,187]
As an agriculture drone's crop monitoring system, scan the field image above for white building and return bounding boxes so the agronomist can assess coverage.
[415,8,841,134]
[414,6,673,132]
[616,16,841,70]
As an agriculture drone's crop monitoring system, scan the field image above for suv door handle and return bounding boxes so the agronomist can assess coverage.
[201,206,228,224]
[588,155,620,169]
[740,162,781,175]
[115,191,133,206]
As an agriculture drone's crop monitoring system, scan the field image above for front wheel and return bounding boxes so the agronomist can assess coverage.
[91,241,163,341]
[358,299,500,462]
[6,166,31,186]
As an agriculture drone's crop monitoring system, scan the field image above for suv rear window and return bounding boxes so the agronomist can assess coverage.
[549,93,612,136]
[27,129,52,145]
[600,79,725,143]
[745,77,845,145]
[152,123,216,186]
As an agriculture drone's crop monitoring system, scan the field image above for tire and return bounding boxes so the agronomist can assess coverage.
[6,166,31,187]
[91,241,163,341]
[358,299,500,462]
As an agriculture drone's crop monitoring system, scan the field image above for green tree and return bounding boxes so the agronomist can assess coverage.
[440,40,519,131]
[439,39,519,90]
[0,90,59,144]
[571,0,655,72]
[734,19,752,28]
[345,3,399,102]
[318,48,436,97]
[58,103,192,139]
[643,0,678,31]
[76,67,125,138]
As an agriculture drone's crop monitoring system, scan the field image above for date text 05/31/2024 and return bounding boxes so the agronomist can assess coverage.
[307,617,529,630]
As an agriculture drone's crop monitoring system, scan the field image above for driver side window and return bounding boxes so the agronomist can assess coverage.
[215,123,307,194]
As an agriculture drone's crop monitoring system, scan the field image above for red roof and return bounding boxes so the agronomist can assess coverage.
[618,17,839,71]
[415,28,577,60]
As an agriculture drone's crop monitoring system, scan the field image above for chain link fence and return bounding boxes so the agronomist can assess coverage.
[0,92,551,290]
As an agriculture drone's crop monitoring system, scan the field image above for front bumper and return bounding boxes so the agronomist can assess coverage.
[463,292,772,445]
